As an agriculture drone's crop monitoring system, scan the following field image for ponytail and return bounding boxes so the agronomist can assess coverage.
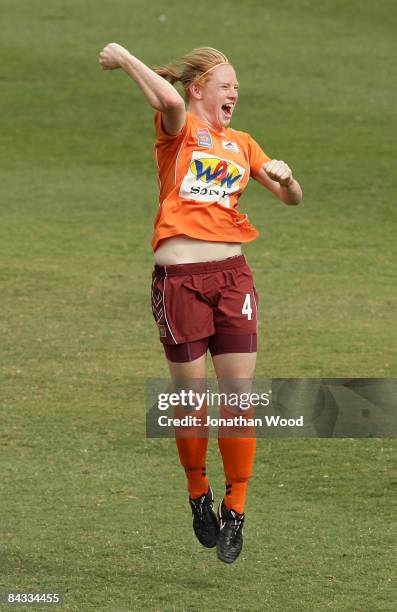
[151,62,180,85]
[152,47,230,99]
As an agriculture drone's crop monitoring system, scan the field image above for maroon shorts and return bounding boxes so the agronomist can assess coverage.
[151,255,259,363]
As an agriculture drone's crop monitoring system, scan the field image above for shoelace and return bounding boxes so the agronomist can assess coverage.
[222,509,244,534]
[192,495,213,520]
[230,518,244,533]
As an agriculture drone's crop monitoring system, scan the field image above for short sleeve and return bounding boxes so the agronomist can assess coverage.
[247,134,271,176]
[154,111,189,144]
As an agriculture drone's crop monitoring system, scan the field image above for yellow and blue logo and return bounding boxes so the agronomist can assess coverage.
[190,157,242,189]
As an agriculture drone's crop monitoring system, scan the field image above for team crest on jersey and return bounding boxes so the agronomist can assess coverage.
[179,151,246,208]
[197,128,213,148]
[222,140,239,154]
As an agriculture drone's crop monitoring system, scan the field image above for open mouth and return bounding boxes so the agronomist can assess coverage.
[221,104,233,118]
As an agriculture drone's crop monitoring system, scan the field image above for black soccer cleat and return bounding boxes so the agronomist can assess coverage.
[217,500,245,564]
[189,486,220,548]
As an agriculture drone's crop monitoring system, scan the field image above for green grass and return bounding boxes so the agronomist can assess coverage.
[1,0,396,610]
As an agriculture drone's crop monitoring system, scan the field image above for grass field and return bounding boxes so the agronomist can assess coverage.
[1,0,396,610]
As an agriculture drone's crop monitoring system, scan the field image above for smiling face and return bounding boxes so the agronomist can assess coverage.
[188,64,239,131]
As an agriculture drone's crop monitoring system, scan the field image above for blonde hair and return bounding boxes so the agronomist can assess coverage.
[153,47,230,100]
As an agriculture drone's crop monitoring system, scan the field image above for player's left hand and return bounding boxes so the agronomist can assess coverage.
[263,160,293,186]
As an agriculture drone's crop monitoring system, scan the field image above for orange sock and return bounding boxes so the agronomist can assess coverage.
[218,406,256,514]
[174,402,209,499]
[218,437,256,513]
[176,437,209,499]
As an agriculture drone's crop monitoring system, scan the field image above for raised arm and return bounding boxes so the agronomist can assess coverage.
[253,160,303,205]
[99,43,185,135]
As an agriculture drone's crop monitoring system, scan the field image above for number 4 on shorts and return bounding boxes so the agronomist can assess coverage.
[242,293,252,320]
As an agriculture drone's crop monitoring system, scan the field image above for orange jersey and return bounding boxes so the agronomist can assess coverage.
[152,111,271,251]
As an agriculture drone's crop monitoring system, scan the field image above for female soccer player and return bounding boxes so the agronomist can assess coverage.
[99,44,302,563]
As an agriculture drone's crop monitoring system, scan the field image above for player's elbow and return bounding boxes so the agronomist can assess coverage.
[159,93,185,112]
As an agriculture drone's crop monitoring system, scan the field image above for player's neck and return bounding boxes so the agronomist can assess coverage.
[187,102,226,135]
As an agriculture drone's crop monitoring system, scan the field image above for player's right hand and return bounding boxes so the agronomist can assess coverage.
[99,43,128,70]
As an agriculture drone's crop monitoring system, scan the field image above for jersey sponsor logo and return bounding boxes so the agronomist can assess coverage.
[222,140,239,153]
[179,151,245,207]
[192,157,242,188]
[197,128,213,148]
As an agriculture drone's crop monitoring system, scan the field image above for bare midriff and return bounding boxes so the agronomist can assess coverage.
[154,235,242,265]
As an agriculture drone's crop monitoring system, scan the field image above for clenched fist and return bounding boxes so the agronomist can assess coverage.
[99,43,129,70]
[263,160,293,187]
